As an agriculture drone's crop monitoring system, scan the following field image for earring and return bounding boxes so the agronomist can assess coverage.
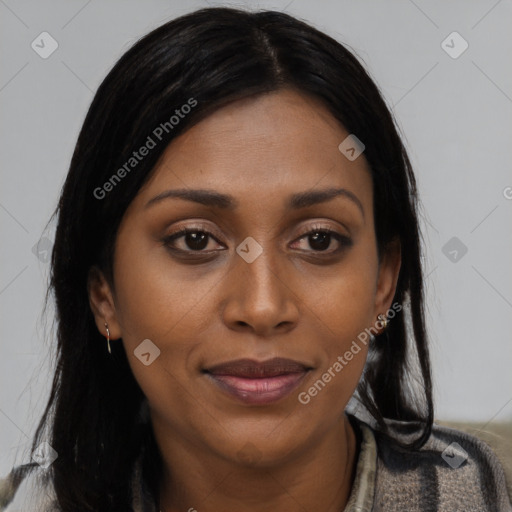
[104,322,111,354]
[377,313,388,332]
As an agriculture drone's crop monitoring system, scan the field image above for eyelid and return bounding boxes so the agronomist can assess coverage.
[164,220,347,241]
[295,221,349,238]
[165,221,223,240]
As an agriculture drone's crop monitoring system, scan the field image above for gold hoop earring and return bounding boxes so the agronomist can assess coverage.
[104,322,111,354]
[377,313,388,332]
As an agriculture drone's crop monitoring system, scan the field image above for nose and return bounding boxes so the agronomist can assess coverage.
[221,241,300,337]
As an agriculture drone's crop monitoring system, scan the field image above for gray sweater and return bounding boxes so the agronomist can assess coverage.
[1,415,511,511]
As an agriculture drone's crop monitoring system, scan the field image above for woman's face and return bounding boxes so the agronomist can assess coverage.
[89,88,400,466]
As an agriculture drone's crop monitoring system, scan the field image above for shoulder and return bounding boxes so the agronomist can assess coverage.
[368,419,512,511]
[0,463,58,511]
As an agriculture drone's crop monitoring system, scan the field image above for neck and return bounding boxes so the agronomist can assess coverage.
[157,414,359,512]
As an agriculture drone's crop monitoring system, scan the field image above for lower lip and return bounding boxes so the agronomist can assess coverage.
[206,371,309,405]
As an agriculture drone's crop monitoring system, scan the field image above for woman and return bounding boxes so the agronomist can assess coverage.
[0,6,510,512]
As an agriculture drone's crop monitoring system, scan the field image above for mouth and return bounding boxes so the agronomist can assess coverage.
[203,357,312,405]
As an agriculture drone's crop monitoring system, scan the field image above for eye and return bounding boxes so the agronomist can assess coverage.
[162,226,224,253]
[291,225,352,254]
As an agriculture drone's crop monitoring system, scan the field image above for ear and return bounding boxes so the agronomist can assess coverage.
[373,237,401,324]
[87,266,122,339]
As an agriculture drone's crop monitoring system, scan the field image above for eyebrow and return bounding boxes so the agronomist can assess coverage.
[144,187,365,218]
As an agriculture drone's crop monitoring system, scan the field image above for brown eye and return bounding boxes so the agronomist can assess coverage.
[292,226,352,254]
[163,228,223,253]
[181,231,209,251]
[308,231,332,251]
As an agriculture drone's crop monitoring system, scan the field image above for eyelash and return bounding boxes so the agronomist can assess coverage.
[162,223,352,257]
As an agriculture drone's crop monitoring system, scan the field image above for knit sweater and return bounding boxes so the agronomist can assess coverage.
[1,415,511,511]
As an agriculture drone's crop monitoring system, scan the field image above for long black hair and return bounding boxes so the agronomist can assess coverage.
[22,6,433,511]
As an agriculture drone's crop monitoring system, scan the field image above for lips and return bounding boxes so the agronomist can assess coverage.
[205,357,310,377]
[204,357,312,405]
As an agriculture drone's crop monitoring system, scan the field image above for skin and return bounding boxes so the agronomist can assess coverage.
[88,88,401,512]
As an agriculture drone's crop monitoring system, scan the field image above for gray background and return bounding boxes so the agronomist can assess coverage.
[1,0,511,475]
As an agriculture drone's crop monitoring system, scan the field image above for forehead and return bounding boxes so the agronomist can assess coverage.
[135,88,373,213]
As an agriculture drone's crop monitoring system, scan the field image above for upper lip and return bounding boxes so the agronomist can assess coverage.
[204,357,312,378]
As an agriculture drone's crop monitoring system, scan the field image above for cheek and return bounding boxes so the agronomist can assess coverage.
[110,228,216,400]
[110,236,206,426]
[301,236,377,393]
[112,228,206,343]
[297,275,375,413]
[305,234,379,332]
